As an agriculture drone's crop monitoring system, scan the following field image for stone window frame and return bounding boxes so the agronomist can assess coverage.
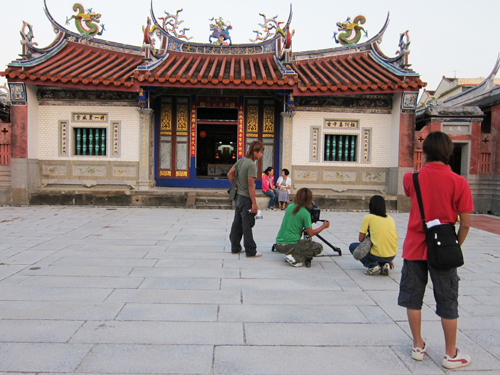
[68,112,110,158]
[320,120,361,163]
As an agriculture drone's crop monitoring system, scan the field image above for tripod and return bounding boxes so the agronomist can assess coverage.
[302,220,342,256]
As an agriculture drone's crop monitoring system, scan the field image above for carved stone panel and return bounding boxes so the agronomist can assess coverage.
[113,166,137,177]
[362,171,386,183]
[294,169,319,181]
[42,165,68,176]
[323,170,357,182]
[73,165,107,177]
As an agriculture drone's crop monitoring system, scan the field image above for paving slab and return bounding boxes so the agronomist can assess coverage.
[0,343,93,372]
[15,275,143,289]
[0,320,83,343]
[107,289,240,304]
[116,303,218,322]
[213,346,410,374]
[0,286,113,302]
[70,320,243,345]
[77,344,213,374]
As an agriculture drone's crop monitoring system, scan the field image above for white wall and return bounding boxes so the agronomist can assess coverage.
[390,94,402,168]
[38,105,140,161]
[291,110,393,167]
[27,85,38,159]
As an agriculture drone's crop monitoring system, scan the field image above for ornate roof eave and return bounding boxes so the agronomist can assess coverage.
[9,0,141,70]
[141,1,289,73]
[369,49,420,77]
[294,13,390,60]
[443,53,500,106]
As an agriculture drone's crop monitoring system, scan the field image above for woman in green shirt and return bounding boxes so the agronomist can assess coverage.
[275,188,330,268]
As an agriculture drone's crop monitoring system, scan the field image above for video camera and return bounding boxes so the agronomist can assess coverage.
[307,202,321,223]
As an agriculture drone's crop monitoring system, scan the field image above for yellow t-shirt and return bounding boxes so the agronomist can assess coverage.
[360,214,398,258]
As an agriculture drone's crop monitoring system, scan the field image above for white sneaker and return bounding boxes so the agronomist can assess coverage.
[380,263,390,276]
[442,349,471,369]
[365,265,381,275]
[411,342,426,361]
[285,255,302,267]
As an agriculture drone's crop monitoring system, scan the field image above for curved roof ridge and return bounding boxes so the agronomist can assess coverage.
[444,53,500,106]
[294,13,389,58]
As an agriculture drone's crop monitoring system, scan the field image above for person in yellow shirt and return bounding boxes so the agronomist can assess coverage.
[349,195,398,276]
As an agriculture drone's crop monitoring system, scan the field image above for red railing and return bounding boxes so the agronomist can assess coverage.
[0,144,11,165]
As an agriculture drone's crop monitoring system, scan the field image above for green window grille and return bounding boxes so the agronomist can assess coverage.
[324,134,357,162]
[75,128,106,156]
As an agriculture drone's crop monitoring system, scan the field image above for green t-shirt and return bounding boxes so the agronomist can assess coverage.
[276,204,312,244]
[233,157,257,197]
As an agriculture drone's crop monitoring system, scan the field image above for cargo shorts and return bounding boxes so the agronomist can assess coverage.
[398,259,460,320]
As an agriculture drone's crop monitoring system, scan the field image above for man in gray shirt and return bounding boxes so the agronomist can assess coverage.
[228,140,264,258]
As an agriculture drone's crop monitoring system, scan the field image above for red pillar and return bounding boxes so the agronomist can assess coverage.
[399,112,416,167]
[10,105,28,159]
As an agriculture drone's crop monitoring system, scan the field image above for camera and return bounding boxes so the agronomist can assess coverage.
[307,202,321,223]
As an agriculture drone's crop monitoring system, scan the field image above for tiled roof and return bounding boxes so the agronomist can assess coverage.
[2,43,423,94]
[134,51,297,88]
[2,42,142,89]
[292,51,424,93]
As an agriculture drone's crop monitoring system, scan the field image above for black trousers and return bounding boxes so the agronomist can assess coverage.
[230,194,257,256]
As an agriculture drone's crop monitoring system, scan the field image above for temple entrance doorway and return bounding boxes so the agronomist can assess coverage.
[196,107,238,179]
[450,143,469,176]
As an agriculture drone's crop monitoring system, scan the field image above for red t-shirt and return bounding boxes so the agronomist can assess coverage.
[402,162,474,261]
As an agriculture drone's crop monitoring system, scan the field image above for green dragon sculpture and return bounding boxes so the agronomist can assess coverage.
[333,15,367,46]
[65,3,105,39]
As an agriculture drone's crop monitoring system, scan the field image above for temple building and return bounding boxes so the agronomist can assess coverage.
[0,3,424,207]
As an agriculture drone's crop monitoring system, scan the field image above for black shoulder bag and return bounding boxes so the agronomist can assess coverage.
[412,171,464,269]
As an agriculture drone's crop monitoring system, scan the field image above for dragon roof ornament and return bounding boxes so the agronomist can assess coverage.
[65,3,105,39]
[333,15,368,47]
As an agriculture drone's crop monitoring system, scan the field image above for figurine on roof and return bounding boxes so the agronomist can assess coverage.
[141,17,157,59]
[20,21,38,59]
[209,17,232,45]
[158,9,193,41]
[65,3,105,39]
[333,15,368,47]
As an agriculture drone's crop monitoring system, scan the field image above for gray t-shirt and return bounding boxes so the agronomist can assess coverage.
[233,157,257,197]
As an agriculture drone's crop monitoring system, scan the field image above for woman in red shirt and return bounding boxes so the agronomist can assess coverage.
[262,167,278,209]
[398,132,473,369]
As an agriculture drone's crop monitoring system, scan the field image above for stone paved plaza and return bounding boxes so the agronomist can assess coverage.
[0,206,499,374]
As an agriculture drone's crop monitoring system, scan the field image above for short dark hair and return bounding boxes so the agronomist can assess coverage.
[293,187,313,215]
[264,167,273,176]
[369,195,387,218]
[246,141,264,158]
[282,168,290,176]
[423,131,453,165]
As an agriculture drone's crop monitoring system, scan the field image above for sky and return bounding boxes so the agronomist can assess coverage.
[0,0,499,93]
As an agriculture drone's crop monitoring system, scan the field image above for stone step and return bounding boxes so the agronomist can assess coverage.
[195,202,233,210]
